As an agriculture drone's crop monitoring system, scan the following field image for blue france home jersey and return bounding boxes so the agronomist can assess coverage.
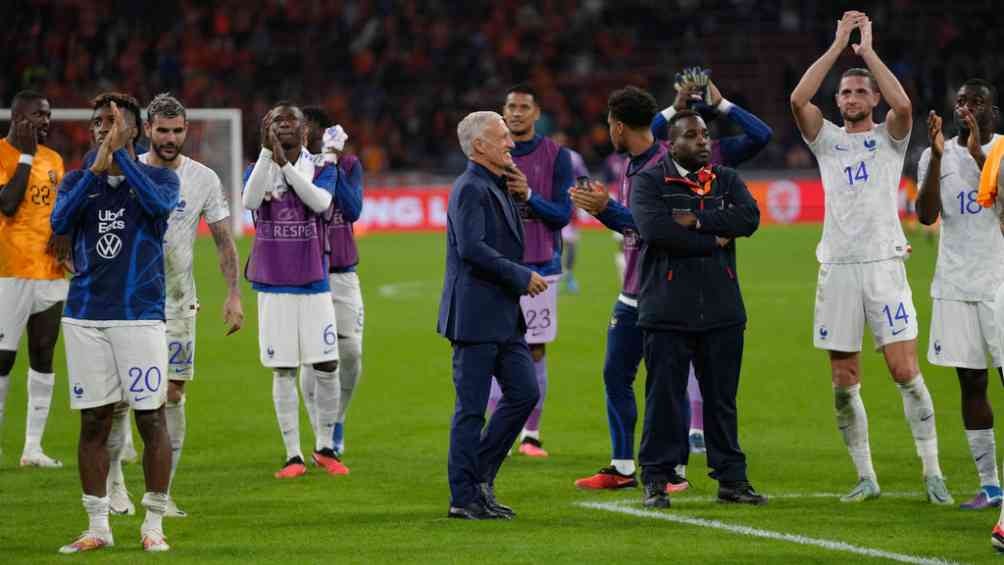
[51,149,180,321]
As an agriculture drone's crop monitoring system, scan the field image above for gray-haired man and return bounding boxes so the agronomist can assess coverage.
[438,111,546,520]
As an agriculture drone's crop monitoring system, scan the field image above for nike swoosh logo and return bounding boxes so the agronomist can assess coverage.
[891,328,907,336]
[977,453,988,462]
[939,173,953,180]
[921,413,934,422]
[88,193,101,199]
[835,145,850,151]
[134,395,150,402]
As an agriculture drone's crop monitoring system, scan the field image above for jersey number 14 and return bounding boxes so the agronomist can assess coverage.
[843,162,869,186]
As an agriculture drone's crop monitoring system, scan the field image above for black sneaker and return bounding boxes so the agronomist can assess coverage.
[718,481,768,505]
[479,483,515,519]
[643,481,670,508]
[448,500,503,520]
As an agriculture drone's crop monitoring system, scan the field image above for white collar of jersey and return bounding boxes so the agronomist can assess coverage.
[107,175,125,187]
[673,159,692,178]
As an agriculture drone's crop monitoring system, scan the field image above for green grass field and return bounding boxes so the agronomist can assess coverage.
[2,225,1002,564]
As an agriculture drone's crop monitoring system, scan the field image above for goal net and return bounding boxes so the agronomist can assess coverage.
[0,108,245,236]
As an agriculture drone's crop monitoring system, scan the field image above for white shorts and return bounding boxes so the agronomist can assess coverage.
[63,321,168,411]
[0,277,69,351]
[257,292,338,368]
[330,272,364,339]
[928,299,1003,369]
[520,274,561,345]
[813,259,919,352]
[166,316,197,381]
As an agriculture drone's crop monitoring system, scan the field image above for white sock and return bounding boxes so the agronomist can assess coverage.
[336,336,363,423]
[82,494,111,533]
[674,464,686,479]
[165,396,186,492]
[0,374,9,450]
[966,428,999,487]
[897,374,942,478]
[272,370,301,461]
[610,459,635,476]
[106,402,130,489]
[520,428,540,441]
[834,383,876,481]
[313,368,340,452]
[298,366,318,437]
[141,491,168,533]
[23,369,54,454]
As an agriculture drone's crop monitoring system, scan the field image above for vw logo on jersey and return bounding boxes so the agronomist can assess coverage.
[819,325,829,340]
[96,233,123,259]
[175,199,187,212]
[864,138,877,151]
[72,383,84,398]
[934,341,942,355]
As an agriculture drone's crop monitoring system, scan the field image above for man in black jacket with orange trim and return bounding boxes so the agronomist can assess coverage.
[630,109,766,508]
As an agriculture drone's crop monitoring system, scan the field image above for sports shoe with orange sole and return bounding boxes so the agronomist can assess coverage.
[58,531,113,554]
[313,448,350,475]
[666,472,689,494]
[141,529,170,552]
[575,466,638,489]
[274,456,307,479]
[517,437,549,458]
[993,523,1004,553]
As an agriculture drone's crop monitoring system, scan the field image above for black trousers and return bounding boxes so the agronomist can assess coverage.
[639,324,748,485]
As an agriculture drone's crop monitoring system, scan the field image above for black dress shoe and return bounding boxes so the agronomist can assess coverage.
[479,483,515,518]
[643,481,670,508]
[448,500,503,520]
[718,481,768,505]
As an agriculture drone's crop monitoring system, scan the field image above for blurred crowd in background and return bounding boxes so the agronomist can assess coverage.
[4,0,1001,178]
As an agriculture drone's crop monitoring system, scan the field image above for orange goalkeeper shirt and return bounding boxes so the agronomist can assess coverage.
[0,139,65,279]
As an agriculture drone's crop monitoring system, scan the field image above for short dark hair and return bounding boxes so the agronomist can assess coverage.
[505,83,538,105]
[840,68,879,92]
[91,91,143,144]
[301,106,330,127]
[667,109,702,139]
[961,78,997,104]
[146,92,186,122]
[608,86,658,129]
[10,89,46,111]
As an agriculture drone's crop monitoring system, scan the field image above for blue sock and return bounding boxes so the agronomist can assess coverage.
[332,422,345,454]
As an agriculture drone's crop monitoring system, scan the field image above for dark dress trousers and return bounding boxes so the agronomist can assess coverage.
[437,161,539,507]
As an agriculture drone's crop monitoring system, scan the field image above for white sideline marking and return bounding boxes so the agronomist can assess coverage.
[576,501,967,565]
[377,280,434,299]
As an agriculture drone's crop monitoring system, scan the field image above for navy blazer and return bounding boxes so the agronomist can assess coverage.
[437,161,533,343]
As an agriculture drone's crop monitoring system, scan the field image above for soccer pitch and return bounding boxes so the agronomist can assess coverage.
[2,225,1001,564]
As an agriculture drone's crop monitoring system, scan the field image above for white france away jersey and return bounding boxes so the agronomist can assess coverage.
[917,134,1004,301]
[806,119,911,263]
[140,153,229,319]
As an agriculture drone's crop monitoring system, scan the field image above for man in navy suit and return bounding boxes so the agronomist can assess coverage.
[438,111,548,520]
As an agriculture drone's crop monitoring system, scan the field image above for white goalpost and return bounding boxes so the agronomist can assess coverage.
[0,108,245,237]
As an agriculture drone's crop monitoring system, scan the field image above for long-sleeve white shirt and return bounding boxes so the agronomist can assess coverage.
[243,147,332,213]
